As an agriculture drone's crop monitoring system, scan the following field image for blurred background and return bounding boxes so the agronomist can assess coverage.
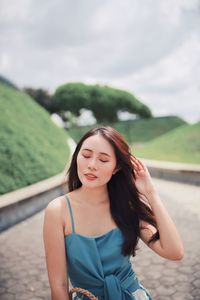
[1,0,200,194]
[0,1,200,299]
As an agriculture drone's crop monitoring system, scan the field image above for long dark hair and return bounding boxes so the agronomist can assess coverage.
[67,126,159,256]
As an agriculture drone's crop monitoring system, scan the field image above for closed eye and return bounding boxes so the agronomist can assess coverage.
[82,154,108,163]
[82,154,90,159]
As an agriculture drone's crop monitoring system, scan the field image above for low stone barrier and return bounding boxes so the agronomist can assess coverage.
[0,172,67,232]
[143,159,200,186]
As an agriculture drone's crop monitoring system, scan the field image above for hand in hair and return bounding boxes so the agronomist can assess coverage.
[131,156,156,198]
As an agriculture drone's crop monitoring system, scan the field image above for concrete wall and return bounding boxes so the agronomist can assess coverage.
[0,172,66,232]
[143,159,200,186]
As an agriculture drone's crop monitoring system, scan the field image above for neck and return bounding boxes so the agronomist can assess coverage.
[78,185,109,205]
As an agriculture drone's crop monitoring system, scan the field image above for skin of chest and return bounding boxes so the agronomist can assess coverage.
[65,198,117,236]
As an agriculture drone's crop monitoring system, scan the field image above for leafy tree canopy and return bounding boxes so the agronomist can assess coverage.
[53,82,152,122]
[23,87,52,112]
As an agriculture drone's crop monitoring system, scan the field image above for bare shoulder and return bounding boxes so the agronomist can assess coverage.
[46,195,65,209]
[45,195,67,221]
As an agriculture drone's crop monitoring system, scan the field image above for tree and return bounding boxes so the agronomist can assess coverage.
[23,87,53,112]
[52,82,152,123]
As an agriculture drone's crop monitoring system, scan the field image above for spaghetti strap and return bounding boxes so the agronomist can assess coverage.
[65,195,75,233]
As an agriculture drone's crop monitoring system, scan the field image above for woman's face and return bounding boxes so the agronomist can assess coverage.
[77,134,117,189]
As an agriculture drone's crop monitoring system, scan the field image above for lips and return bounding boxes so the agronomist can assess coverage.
[84,173,97,180]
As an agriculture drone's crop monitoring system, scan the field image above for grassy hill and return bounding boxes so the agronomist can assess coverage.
[111,116,186,143]
[68,116,186,144]
[0,82,70,195]
[133,122,200,164]
[0,74,19,90]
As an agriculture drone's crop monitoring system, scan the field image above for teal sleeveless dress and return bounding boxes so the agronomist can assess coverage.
[65,196,152,300]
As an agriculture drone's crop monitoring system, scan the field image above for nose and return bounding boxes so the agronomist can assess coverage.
[87,158,97,170]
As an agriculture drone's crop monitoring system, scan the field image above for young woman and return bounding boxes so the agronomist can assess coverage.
[43,126,184,300]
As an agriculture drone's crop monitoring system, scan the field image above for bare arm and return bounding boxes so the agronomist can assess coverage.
[139,191,184,260]
[132,157,184,260]
[43,197,69,300]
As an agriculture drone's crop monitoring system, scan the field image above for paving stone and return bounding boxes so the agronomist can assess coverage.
[175,282,191,292]
[3,279,18,289]
[172,292,194,300]
[190,291,199,299]
[0,293,15,300]
[35,289,52,298]
[161,276,175,285]
[194,271,200,278]
[27,298,43,300]
[176,273,190,282]
[0,287,6,294]
[9,283,28,294]
[155,285,176,296]
[17,292,40,300]
[179,266,195,274]
[193,279,200,288]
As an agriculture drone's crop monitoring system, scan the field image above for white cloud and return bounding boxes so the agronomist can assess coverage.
[111,34,200,122]
[0,0,200,123]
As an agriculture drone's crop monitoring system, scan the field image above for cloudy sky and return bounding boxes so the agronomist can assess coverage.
[1,0,200,123]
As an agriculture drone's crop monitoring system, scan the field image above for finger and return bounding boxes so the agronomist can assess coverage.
[137,160,151,176]
[132,161,141,171]
[133,169,140,179]
[136,158,147,170]
[131,155,139,163]
[132,157,143,170]
[131,155,140,164]
[131,156,139,166]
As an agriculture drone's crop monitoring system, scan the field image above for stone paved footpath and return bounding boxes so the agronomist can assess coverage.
[0,178,200,300]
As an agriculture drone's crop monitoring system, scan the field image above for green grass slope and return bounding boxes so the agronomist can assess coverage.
[0,74,19,90]
[68,116,186,144]
[133,122,200,164]
[0,83,70,195]
[112,116,186,143]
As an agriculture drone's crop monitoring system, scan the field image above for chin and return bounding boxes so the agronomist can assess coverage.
[81,179,106,189]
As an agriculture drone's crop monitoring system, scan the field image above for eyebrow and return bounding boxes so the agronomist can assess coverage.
[82,148,111,157]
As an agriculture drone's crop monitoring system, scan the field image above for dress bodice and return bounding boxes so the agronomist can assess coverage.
[64,195,152,300]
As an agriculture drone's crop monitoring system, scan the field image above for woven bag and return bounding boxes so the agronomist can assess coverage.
[69,287,98,300]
